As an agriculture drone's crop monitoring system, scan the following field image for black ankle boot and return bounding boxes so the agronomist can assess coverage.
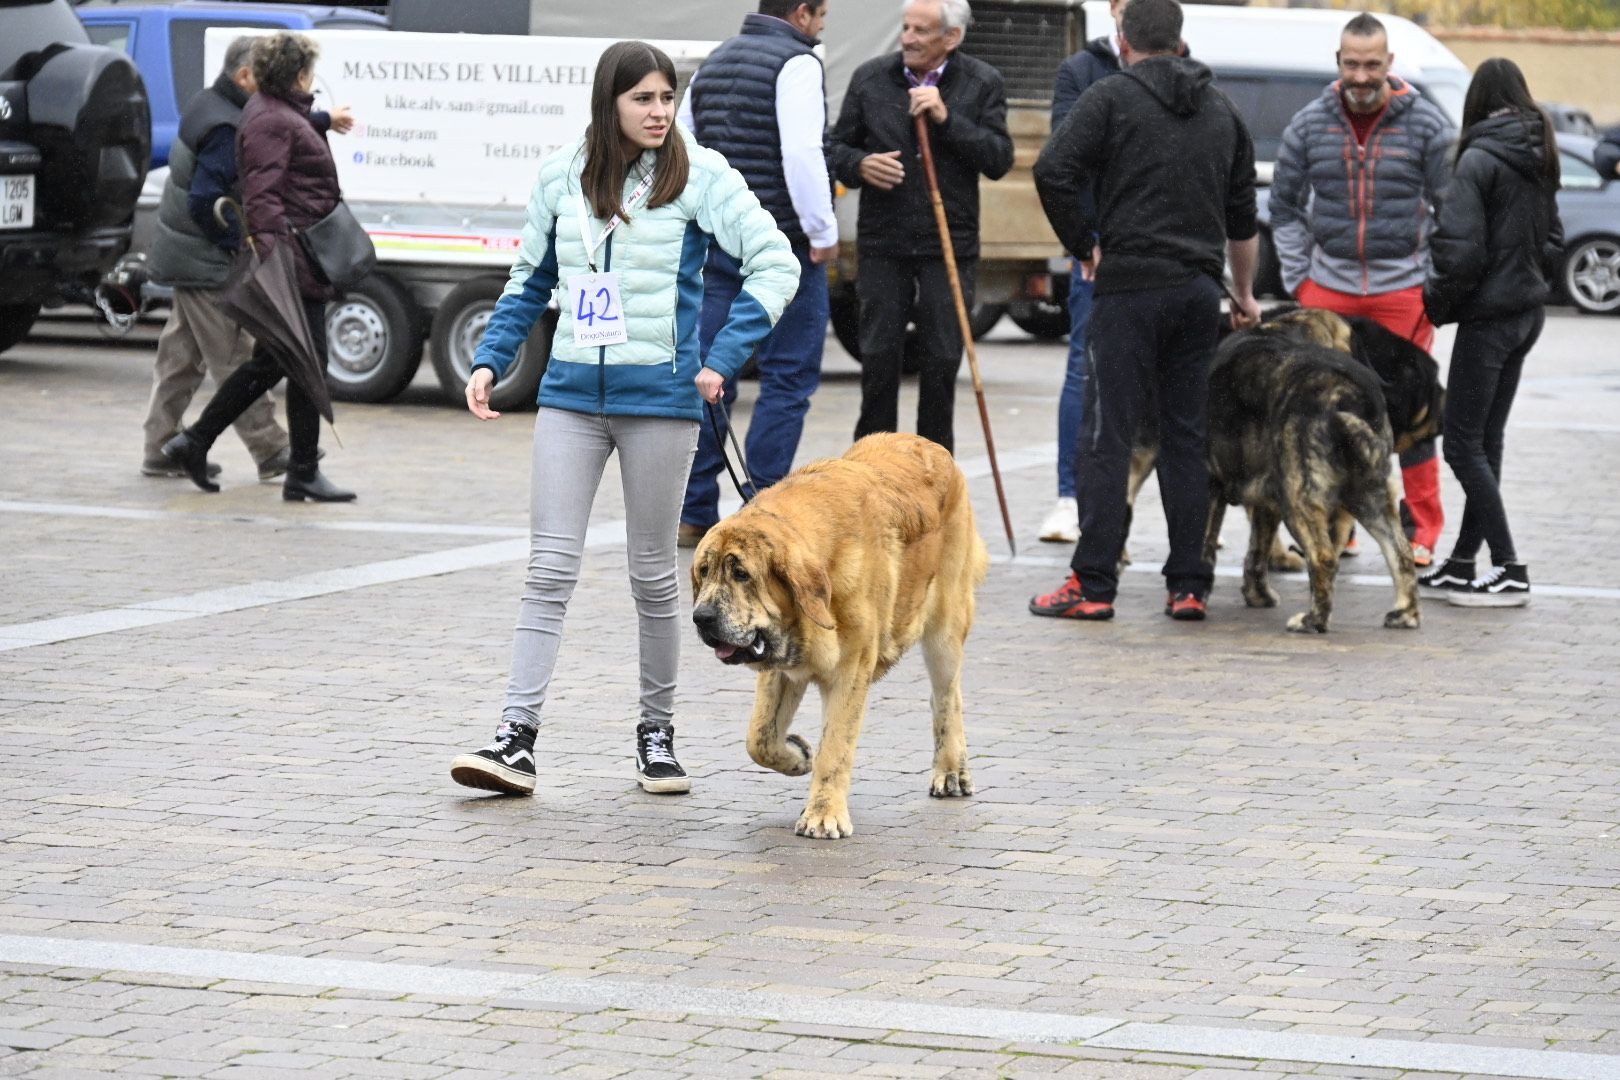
[159,430,219,492]
[283,467,356,503]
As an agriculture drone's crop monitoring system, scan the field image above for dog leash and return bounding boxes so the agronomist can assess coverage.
[706,399,758,504]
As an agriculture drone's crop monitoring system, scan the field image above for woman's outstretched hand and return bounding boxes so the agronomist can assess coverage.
[466,368,501,420]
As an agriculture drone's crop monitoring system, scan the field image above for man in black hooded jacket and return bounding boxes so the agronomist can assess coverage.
[1029,0,1260,623]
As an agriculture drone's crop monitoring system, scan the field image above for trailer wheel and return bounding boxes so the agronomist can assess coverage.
[430,277,556,411]
[324,273,423,402]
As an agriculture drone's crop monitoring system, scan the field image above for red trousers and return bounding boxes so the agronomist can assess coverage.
[1296,280,1444,551]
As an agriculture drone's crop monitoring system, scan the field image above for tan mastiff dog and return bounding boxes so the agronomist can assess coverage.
[690,433,990,839]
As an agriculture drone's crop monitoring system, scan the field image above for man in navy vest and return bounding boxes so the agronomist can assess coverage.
[676,0,837,548]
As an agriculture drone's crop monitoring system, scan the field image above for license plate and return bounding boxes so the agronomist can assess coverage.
[1,175,34,230]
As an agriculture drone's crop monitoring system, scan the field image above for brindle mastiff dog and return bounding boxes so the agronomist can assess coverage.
[690,433,989,839]
[1202,323,1422,632]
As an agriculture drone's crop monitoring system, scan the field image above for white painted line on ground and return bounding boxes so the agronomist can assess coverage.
[1004,552,1620,602]
[0,934,1118,1045]
[0,500,527,538]
[1089,1022,1620,1080]
[0,524,621,652]
[1,934,1615,1077]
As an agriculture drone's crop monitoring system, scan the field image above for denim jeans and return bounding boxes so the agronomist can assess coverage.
[681,247,828,529]
[1057,260,1095,498]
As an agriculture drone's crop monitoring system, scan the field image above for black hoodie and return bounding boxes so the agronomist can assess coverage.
[1034,55,1256,295]
[1424,110,1565,326]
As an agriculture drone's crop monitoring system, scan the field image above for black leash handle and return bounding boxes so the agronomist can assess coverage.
[706,399,757,504]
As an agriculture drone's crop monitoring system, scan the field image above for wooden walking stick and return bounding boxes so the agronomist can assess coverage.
[914,113,1017,557]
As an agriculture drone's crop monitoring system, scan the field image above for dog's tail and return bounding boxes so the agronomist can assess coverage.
[1332,408,1396,475]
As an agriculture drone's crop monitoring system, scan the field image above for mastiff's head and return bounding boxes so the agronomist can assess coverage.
[690,517,833,669]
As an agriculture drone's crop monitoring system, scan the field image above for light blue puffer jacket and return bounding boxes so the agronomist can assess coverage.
[473,130,800,422]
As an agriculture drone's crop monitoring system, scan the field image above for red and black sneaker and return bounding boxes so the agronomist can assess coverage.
[1165,591,1207,621]
[1029,573,1114,620]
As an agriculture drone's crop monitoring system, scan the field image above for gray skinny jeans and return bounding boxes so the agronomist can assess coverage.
[502,407,699,729]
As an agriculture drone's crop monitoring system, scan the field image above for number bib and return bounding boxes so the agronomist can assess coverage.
[571,173,654,352]
[571,272,628,348]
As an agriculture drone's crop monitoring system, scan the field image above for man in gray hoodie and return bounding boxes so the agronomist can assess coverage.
[1268,13,1454,566]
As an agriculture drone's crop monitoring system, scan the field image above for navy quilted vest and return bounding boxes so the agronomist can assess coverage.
[688,13,821,247]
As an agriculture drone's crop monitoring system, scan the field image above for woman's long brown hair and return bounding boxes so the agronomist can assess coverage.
[580,41,690,223]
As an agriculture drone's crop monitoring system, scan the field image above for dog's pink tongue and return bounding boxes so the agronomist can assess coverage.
[714,644,738,660]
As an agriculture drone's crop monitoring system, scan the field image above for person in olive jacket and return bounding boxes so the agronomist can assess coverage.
[828,0,1013,454]
[1421,58,1564,609]
[161,32,355,503]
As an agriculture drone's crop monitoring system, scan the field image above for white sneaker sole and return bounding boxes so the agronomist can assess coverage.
[1038,529,1079,544]
[1446,591,1530,608]
[637,772,692,794]
[450,754,536,795]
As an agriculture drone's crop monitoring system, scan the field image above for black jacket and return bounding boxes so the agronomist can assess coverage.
[1424,110,1565,326]
[1034,55,1256,295]
[1051,36,1121,128]
[828,51,1013,261]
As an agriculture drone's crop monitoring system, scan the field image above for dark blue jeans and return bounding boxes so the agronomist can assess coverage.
[1442,307,1543,566]
[681,247,828,529]
[1072,277,1220,602]
[1057,260,1095,498]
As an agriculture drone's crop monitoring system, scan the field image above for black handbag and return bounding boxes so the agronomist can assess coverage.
[297,199,376,291]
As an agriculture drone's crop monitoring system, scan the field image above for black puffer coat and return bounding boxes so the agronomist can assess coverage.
[1424,110,1564,326]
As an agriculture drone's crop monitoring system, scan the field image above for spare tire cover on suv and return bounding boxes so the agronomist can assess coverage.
[20,43,149,231]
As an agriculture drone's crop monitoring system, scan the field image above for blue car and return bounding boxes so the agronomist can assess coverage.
[77,1,386,167]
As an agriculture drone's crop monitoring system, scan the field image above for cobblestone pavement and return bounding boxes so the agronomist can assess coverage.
[1,311,1617,1079]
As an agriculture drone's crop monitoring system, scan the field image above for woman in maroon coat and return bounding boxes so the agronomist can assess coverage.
[160,32,353,502]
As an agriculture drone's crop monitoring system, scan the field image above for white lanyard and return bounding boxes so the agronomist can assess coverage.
[576,170,656,272]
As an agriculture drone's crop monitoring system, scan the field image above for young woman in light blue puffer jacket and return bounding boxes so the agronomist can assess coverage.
[449,41,799,799]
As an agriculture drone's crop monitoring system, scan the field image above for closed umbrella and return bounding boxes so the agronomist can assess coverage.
[213,199,336,427]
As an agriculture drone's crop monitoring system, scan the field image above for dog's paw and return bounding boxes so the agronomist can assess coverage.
[1242,582,1279,608]
[1383,607,1421,629]
[929,768,974,798]
[794,804,853,839]
[782,733,813,776]
[1286,611,1328,634]
[1269,550,1305,573]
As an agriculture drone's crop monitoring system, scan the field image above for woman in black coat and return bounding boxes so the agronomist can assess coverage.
[1421,59,1563,609]
[161,32,354,502]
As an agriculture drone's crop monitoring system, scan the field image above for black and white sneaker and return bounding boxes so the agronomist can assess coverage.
[1419,557,1474,593]
[450,720,537,795]
[1447,563,1530,608]
[635,720,690,794]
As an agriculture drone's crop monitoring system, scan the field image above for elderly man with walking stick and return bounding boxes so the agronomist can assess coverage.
[828,0,1012,456]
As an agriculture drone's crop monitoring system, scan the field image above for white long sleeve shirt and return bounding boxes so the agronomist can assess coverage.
[678,52,838,249]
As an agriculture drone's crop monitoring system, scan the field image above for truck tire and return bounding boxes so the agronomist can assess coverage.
[1255,227,1286,300]
[1007,298,1070,340]
[324,273,423,403]
[430,277,556,411]
[830,288,1001,371]
[0,304,43,356]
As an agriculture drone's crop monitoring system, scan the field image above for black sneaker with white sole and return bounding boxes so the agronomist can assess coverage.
[1418,557,1474,593]
[450,720,537,795]
[1447,562,1530,608]
[635,720,690,794]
